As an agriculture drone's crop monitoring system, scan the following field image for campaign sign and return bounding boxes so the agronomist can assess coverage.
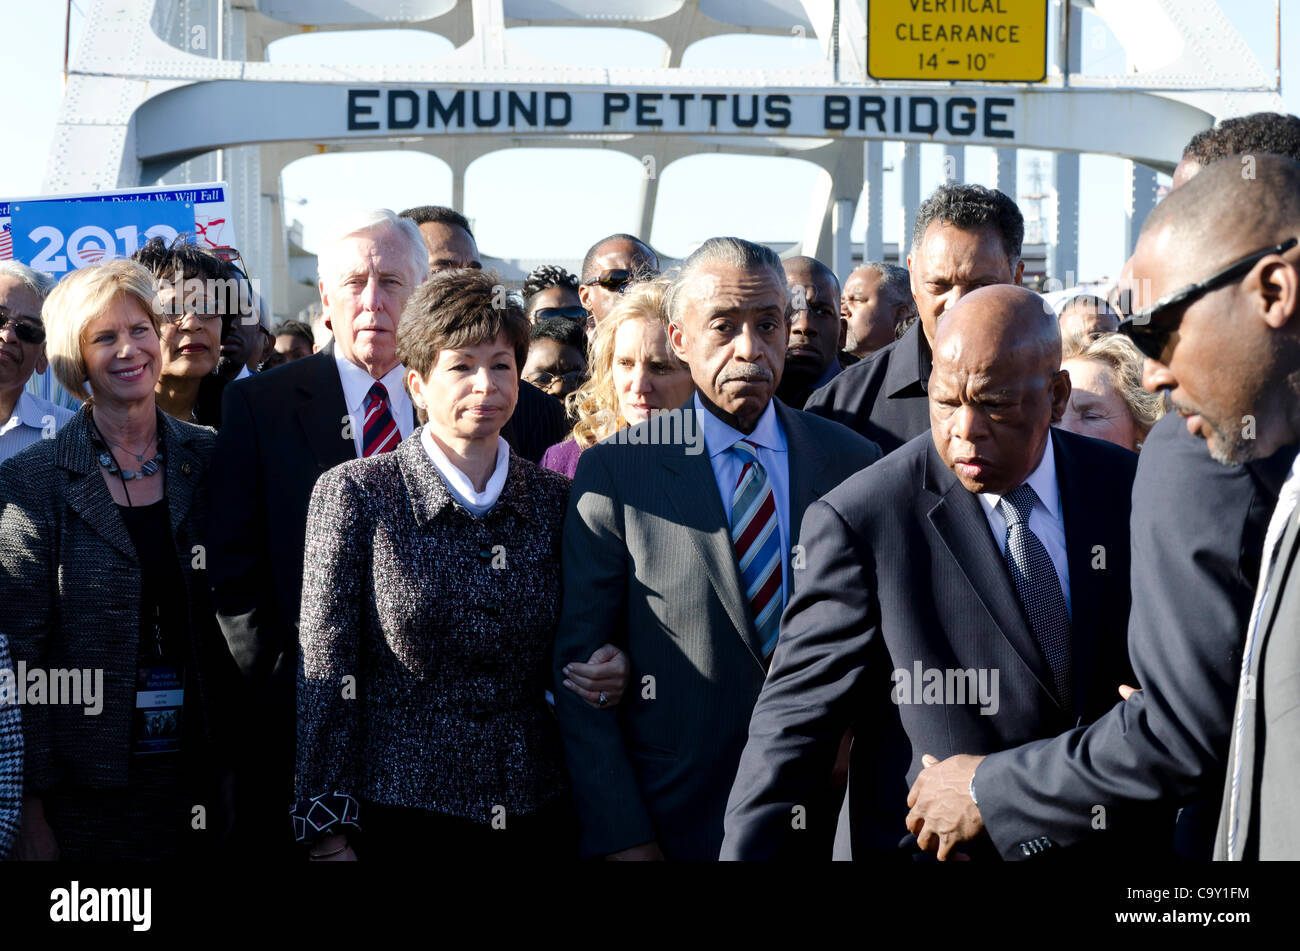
[9,198,196,276]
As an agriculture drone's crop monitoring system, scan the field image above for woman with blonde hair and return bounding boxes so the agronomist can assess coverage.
[0,258,237,860]
[1057,332,1166,453]
[540,281,694,479]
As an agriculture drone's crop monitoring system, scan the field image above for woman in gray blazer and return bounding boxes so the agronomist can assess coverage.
[0,259,237,860]
[294,269,580,861]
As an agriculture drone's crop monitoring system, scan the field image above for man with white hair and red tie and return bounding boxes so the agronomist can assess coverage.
[206,208,427,854]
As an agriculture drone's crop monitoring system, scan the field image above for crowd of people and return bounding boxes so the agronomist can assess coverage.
[0,110,1298,863]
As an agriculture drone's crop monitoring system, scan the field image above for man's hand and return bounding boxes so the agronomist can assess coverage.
[905,753,986,861]
[605,841,665,861]
[563,643,630,709]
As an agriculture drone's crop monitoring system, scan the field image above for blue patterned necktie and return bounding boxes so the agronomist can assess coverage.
[729,439,783,662]
[999,484,1073,711]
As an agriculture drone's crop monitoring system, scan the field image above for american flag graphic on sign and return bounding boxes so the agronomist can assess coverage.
[0,223,12,260]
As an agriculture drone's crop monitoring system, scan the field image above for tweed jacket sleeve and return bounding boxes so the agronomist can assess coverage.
[0,632,22,860]
[294,464,370,834]
[0,450,57,793]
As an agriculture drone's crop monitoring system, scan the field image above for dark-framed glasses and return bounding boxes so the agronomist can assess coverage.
[584,269,633,292]
[0,308,45,344]
[533,305,589,322]
[526,369,587,389]
[1119,236,1298,361]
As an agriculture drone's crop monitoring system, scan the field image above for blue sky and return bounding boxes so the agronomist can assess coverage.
[0,0,1294,283]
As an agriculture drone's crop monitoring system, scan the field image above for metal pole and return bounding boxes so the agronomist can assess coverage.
[62,0,71,88]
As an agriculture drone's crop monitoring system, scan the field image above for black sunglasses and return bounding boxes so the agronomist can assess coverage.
[532,305,589,322]
[584,269,633,292]
[0,308,46,344]
[1119,237,1298,361]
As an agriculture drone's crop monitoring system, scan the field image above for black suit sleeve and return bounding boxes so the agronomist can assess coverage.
[206,378,281,690]
[976,419,1281,858]
[721,497,878,860]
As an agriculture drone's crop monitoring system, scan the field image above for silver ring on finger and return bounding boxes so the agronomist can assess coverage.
[598,692,608,707]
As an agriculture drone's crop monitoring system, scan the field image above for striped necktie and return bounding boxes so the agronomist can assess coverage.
[1225,470,1300,857]
[362,381,400,457]
[729,439,783,661]
[999,484,1073,711]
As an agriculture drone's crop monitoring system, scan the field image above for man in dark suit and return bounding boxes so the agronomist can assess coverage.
[208,209,430,849]
[1128,156,1300,860]
[552,237,881,861]
[721,284,1138,861]
[906,126,1300,862]
[806,183,1025,454]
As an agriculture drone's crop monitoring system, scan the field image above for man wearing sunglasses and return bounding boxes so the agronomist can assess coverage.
[1125,155,1300,861]
[577,234,658,328]
[0,262,73,463]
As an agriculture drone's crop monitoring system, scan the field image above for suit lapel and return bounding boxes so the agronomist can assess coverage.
[296,346,357,470]
[1052,430,1106,718]
[57,408,140,562]
[660,407,766,669]
[160,413,203,537]
[924,441,1061,706]
[1252,501,1300,679]
[777,401,832,542]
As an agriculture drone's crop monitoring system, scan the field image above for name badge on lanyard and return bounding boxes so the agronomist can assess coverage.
[133,665,184,755]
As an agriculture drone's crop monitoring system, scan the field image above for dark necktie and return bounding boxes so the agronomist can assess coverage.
[362,381,400,457]
[998,484,1073,711]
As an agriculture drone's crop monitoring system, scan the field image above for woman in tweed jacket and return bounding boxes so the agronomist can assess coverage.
[0,260,238,860]
[294,269,579,861]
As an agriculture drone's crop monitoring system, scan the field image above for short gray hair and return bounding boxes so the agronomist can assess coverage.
[855,262,912,304]
[665,237,786,328]
[316,208,429,289]
[0,260,56,302]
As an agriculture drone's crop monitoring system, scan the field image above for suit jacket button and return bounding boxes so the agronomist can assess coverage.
[482,602,500,616]
[471,707,491,721]
[478,546,494,560]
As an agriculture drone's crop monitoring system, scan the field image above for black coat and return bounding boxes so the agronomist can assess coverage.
[721,428,1139,860]
[804,319,932,455]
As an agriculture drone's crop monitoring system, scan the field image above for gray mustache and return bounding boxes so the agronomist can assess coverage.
[719,365,773,384]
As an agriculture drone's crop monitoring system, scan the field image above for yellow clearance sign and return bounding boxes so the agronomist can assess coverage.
[868,0,1048,83]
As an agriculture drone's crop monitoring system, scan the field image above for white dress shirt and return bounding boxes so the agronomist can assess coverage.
[421,427,510,517]
[694,393,793,608]
[0,391,75,463]
[333,349,414,458]
[977,439,1072,617]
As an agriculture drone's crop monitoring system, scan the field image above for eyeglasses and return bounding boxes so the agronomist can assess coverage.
[1119,237,1298,362]
[584,269,634,292]
[160,301,226,324]
[532,306,590,322]
[0,308,47,344]
[526,369,587,389]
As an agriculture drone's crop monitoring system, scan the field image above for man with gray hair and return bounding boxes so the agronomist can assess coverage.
[841,262,918,359]
[0,261,73,462]
[808,183,1025,454]
[552,236,880,861]
[206,208,428,854]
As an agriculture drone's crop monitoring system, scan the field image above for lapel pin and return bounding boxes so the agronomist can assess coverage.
[181,462,193,476]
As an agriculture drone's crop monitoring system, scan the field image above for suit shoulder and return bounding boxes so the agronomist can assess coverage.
[787,408,883,464]
[821,429,928,509]
[235,350,327,402]
[1057,427,1139,484]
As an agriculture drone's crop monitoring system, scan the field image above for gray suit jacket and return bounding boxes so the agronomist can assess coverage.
[1215,496,1300,860]
[552,400,881,859]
